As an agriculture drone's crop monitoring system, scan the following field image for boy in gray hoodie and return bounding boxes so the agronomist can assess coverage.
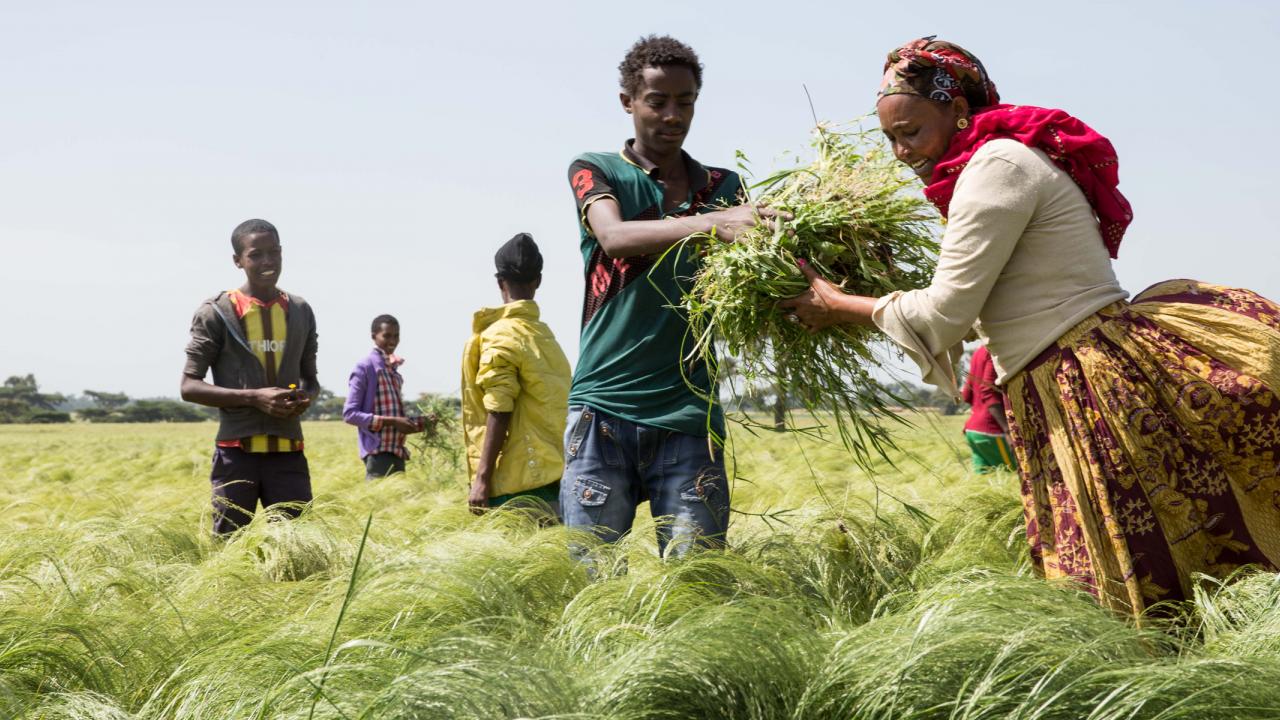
[180,219,319,535]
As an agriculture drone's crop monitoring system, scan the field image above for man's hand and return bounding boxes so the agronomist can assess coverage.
[588,198,790,258]
[252,387,299,418]
[385,417,421,433]
[468,475,490,515]
[287,392,313,417]
[470,411,508,515]
[416,413,441,437]
[705,204,787,243]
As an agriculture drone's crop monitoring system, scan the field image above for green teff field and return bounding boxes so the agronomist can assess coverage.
[3,418,1280,719]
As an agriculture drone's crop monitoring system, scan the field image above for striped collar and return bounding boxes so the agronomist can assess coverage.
[228,288,289,317]
[619,140,712,194]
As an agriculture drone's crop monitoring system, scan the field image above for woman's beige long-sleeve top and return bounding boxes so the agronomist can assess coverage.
[873,138,1128,395]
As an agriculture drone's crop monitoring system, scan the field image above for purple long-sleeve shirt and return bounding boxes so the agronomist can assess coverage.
[343,348,396,458]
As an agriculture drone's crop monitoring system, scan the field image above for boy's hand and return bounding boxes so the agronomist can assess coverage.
[706,204,789,243]
[288,392,312,417]
[387,417,420,433]
[252,388,299,418]
[468,475,490,515]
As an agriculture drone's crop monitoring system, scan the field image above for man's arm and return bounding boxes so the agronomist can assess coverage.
[290,305,320,415]
[569,159,777,259]
[586,198,772,258]
[468,411,511,514]
[178,302,302,418]
[291,372,318,416]
[468,334,523,512]
[180,375,297,418]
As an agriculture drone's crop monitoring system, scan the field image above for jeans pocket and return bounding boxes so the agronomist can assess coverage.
[573,476,611,508]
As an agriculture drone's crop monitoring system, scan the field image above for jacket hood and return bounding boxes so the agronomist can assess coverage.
[472,299,539,333]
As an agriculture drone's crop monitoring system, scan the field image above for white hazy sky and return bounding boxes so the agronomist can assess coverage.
[2,0,1276,399]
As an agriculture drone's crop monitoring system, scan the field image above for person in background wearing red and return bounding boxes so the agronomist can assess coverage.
[960,344,1015,473]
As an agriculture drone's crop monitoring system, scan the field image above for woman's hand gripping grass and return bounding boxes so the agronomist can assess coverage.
[778,259,880,332]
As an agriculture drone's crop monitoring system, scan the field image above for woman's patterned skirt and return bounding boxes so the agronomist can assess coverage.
[1006,279,1280,617]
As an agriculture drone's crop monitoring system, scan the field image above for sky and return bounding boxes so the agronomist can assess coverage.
[2,0,1277,400]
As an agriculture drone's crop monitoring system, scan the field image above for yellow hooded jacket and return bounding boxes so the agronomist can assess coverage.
[461,300,572,498]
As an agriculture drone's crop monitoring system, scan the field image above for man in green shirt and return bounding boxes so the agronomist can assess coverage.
[561,35,777,557]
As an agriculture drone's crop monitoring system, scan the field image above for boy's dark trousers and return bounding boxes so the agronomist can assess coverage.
[364,452,406,479]
[210,446,312,535]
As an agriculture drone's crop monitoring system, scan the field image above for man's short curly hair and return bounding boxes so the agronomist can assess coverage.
[618,35,703,96]
[231,218,278,254]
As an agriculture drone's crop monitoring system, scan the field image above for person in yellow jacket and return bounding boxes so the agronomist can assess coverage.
[461,233,572,516]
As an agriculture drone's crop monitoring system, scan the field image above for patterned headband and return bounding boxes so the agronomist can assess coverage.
[877,36,1000,108]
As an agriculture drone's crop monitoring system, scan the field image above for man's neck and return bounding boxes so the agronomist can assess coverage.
[631,140,685,179]
[239,283,279,302]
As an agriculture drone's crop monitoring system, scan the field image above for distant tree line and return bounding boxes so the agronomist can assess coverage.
[6,372,952,427]
[77,397,212,423]
[0,375,463,424]
[729,381,962,419]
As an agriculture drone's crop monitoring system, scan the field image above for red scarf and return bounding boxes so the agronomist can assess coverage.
[923,105,1133,258]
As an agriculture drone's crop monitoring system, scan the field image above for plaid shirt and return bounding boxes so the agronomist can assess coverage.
[372,357,409,459]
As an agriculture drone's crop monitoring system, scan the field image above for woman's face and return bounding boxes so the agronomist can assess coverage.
[877,93,969,181]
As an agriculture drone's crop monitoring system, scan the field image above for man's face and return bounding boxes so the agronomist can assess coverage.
[373,322,400,355]
[233,232,282,290]
[621,65,698,156]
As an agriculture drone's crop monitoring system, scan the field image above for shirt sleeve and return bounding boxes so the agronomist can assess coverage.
[300,304,319,381]
[343,362,374,429]
[568,158,616,235]
[476,334,522,414]
[183,303,223,379]
[872,146,1038,396]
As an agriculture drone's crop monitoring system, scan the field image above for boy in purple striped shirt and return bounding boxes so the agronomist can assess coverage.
[343,315,427,478]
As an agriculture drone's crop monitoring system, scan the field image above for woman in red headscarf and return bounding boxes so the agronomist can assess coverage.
[780,37,1280,618]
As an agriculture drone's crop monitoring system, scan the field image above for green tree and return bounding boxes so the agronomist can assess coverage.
[308,387,346,420]
[0,375,67,423]
[84,390,130,410]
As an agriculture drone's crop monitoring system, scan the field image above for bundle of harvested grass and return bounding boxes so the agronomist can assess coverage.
[411,394,463,475]
[682,124,940,463]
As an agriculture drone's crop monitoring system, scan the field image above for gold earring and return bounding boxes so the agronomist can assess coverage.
[956,117,970,130]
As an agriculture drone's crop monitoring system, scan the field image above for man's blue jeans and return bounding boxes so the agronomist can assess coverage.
[559,404,729,556]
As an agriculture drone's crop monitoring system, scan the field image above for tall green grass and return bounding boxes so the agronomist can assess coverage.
[1,419,1278,719]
